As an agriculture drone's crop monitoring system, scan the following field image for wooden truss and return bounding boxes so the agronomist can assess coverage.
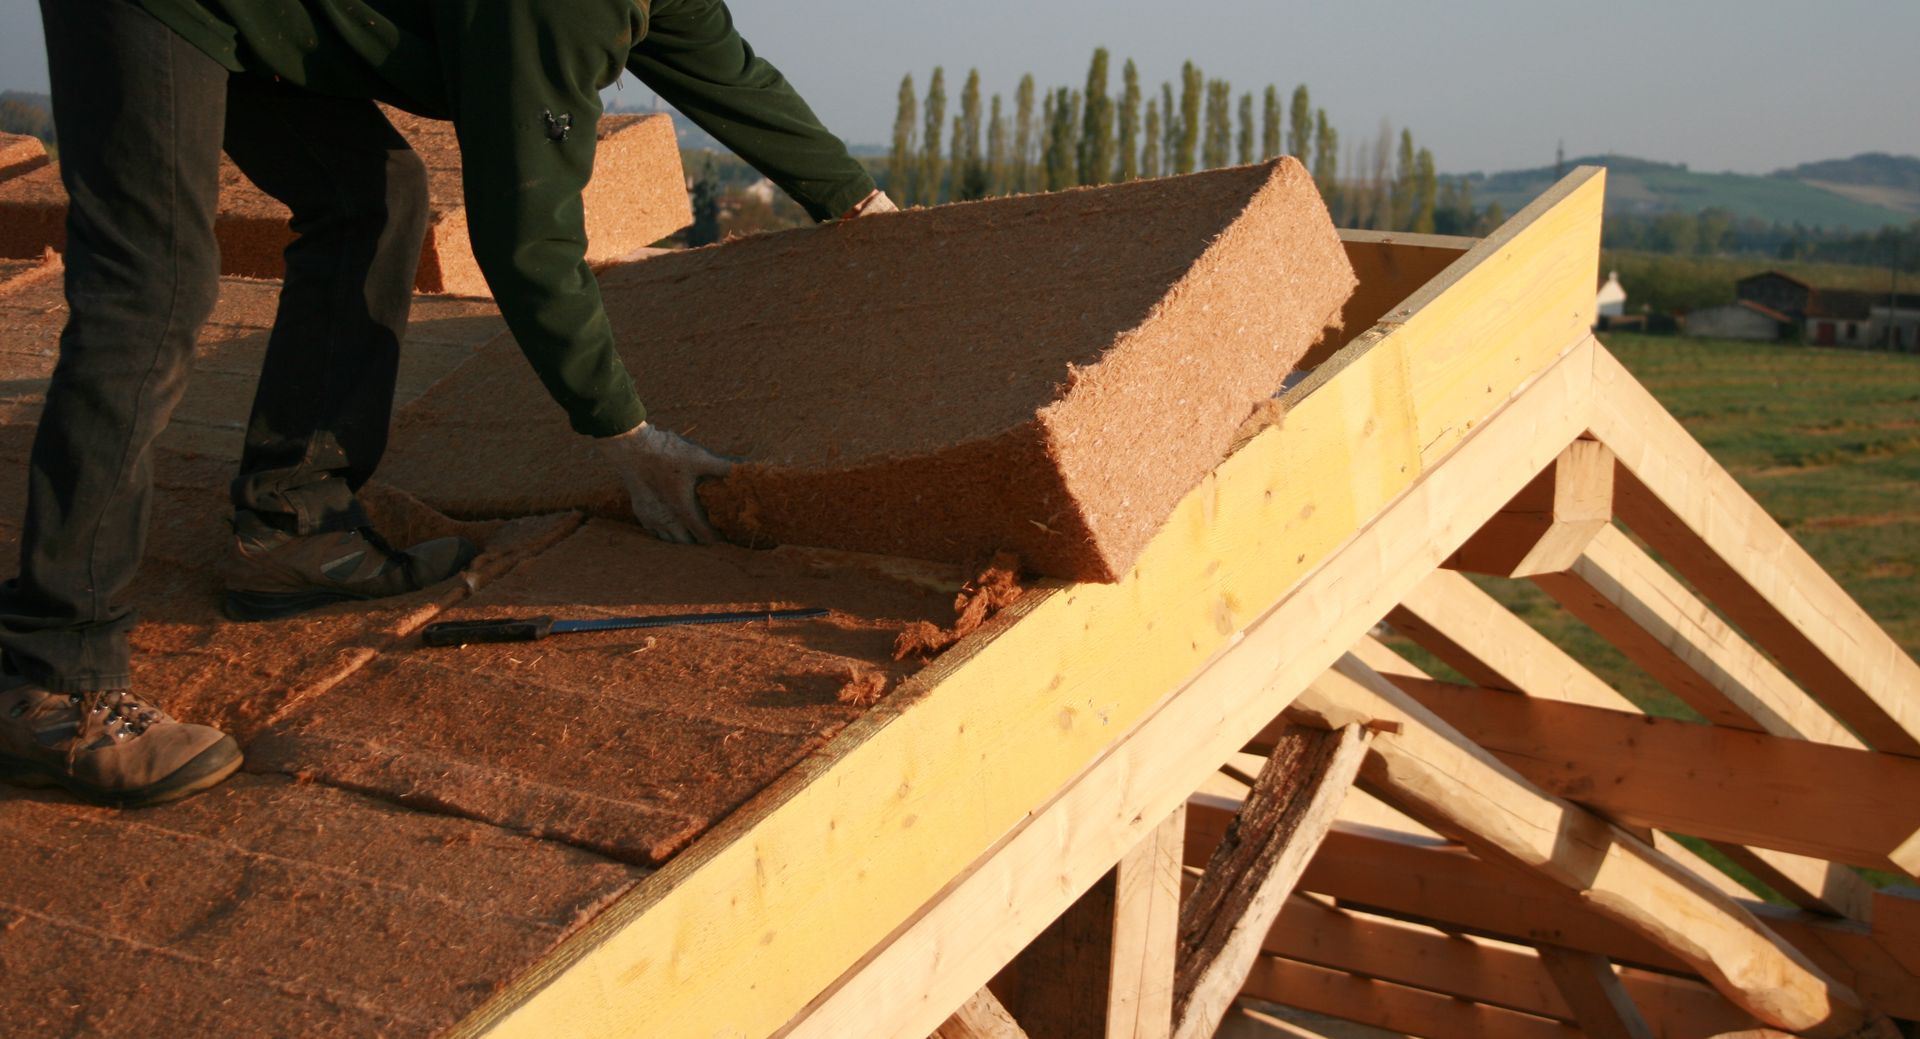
[448,168,1920,1038]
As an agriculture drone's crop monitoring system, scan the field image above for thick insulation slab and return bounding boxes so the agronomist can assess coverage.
[0,775,644,1038]
[0,113,692,292]
[248,519,959,865]
[0,272,505,457]
[0,132,47,182]
[382,159,1357,581]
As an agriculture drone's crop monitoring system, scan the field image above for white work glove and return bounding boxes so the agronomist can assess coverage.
[840,189,898,219]
[595,421,734,544]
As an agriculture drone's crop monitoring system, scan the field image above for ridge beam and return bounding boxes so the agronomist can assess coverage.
[1287,653,1886,1037]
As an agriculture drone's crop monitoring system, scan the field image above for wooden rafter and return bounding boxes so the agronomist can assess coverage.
[1446,439,1615,578]
[1398,678,1920,876]
[1589,346,1920,756]
[1171,725,1368,1039]
[931,990,1029,1039]
[1240,955,1579,1039]
[1382,572,1876,918]
[1536,946,1655,1039]
[1251,891,1758,1035]
[1288,654,1887,1036]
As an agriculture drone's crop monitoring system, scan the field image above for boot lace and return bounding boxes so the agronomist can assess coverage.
[68,690,164,764]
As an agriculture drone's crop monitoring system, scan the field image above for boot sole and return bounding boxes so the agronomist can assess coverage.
[0,735,244,809]
[223,588,373,623]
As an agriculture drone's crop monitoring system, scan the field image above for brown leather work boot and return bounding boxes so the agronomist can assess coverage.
[0,677,242,807]
[223,510,479,622]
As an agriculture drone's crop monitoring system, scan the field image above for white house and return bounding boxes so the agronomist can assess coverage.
[1596,270,1627,320]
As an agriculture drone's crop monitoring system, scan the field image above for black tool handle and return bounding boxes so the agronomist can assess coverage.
[420,615,556,647]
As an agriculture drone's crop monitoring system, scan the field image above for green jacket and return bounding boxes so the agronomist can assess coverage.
[138,0,876,436]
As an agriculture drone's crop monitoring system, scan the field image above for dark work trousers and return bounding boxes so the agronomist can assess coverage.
[0,0,427,693]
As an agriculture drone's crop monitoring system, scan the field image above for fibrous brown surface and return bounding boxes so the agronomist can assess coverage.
[0,131,47,182]
[0,272,504,456]
[0,112,692,291]
[247,519,957,865]
[380,159,1356,580]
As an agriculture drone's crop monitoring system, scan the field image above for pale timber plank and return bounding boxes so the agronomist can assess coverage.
[1588,344,1920,757]
[1289,655,1880,1036]
[458,173,1607,1039]
[931,989,1028,1039]
[1241,956,1580,1039]
[778,338,1601,1039]
[1535,523,1862,747]
[1537,946,1656,1039]
[1172,725,1368,1039]
[1267,893,1758,1037]
[1397,678,1920,876]
[1447,439,1615,578]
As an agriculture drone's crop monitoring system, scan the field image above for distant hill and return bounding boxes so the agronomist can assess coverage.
[1465,152,1919,232]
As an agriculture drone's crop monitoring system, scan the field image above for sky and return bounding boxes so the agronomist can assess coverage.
[5,0,1917,176]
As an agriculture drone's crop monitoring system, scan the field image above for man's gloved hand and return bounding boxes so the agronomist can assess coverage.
[595,421,734,544]
[840,189,898,219]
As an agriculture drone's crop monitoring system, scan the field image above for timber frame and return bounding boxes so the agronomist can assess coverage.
[451,168,1920,1039]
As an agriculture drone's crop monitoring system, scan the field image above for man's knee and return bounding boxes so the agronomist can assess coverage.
[385,146,431,244]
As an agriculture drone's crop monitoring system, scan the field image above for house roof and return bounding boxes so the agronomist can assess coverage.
[1737,299,1797,324]
[1737,269,1812,291]
[1808,289,1875,320]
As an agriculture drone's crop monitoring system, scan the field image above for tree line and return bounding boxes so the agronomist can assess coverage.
[1603,209,1920,274]
[884,48,1507,235]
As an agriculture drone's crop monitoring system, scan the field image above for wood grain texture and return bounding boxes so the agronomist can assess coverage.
[1172,726,1368,1039]
[1537,946,1656,1039]
[930,989,1029,1039]
[1289,655,1880,1036]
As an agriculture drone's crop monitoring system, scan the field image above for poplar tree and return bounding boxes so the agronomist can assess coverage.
[1176,63,1202,174]
[1039,89,1056,192]
[920,67,946,205]
[1142,99,1162,178]
[1116,58,1141,181]
[888,74,917,202]
[1202,78,1231,169]
[1161,82,1180,174]
[1236,92,1254,166]
[1014,74,1037,193]
[1312,108,1338,211]
[953,69,985,200]
[1392,128,1416,231]
[1077,48,1114,186]
[1045,87,1079,191]
[1414,147,1437,234]
[1287,84,1311,162]
[986,94,1009,196]
[1261,85,1282,160]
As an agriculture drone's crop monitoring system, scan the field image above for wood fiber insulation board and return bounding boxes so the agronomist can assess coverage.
[0,774,645,1038]
[0,272,505,457]
[0,131,48,182]
[382,160,1356,581]
[0,425,577,742]
[247,519,961,866]
[0,112,691,290]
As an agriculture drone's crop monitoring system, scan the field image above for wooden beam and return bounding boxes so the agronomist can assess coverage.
[1535,523,1863,747]
[1240,956,1580,1039]
[1110,805,1186,1039]
[932,989,1029,1039]
[1588,344,1920,757]
[1305,229,1475,369]
[1266,893,1758,1036]
[460,172,1606,1039]
[1447,440,1615,578]
[999,802,1185,1039]
[776,329,1603,1039]
[1396,678,1920,876]
[1386,573,1876,918]
[1172,726,1368,1039]
[1537,946,1656,1039]
[1289,655,1883,1037]
[1389,568,1627,709]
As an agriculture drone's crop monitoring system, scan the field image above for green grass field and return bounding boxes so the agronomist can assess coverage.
[1380,333,1919,893]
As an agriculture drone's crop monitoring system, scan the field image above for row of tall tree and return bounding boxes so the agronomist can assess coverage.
[885,49,1503,235]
